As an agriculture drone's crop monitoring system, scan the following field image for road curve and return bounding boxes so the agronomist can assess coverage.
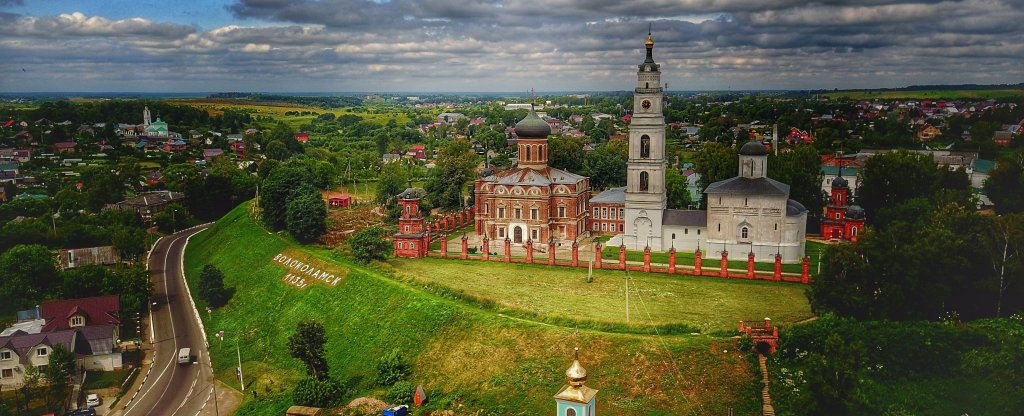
[121,225,214,416]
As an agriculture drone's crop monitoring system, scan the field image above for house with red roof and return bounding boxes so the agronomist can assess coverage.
[294,132,310,143]
[40,295,120,333]
[408,145,426,160]
[53,141,77,154]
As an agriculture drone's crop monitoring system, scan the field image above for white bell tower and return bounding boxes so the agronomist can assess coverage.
[143,106,152,127]
[623,31,667,251]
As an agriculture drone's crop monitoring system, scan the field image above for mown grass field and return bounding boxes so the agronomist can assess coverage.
[389,258,812,333]
[601,240,827,276]
[168,98,412,130]
[824,89,1024,100]
[184,203,764,415]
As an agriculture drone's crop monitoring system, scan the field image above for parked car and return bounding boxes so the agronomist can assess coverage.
[86,394,100,407]
[64,409,96,416]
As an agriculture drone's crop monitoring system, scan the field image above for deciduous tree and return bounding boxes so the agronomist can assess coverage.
[286,186,327,244]
[287,320,330,380]
[349,226,391,264]
[984,149,1024,214]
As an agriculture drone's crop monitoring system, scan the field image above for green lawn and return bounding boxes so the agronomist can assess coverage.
[82,369,133,390]
[601,240,827,276]
[390,258,813,333]
[184,203,763,415]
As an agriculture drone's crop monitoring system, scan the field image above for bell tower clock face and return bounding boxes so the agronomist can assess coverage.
[641,99,651,111]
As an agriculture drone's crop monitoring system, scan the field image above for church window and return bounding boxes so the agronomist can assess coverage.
[718,224,721,232]
[684,228,688,235]
[672,233,676,239]
[744,197,748,206]
[404,225,410,233]
[498,207,505,218]
[515,208,521,219]
[741,227,749,239]
[645,82,649,89]
[640,171,649,191]
[640,135,651,158]
[531,208,538,220]
[525,147,531,161]
[558,206,566,217]
[719,196,722,204]
[836,213,841,219]
[602,223,607,231]
[567,408,577,416]
[533,145,539,161]
[775,223,778,231]
[697,229,701,235]
[852,227,858,236]
[611,223,616,232]
[410,242,415,249]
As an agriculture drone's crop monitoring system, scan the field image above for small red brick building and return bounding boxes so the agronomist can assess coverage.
[820,174,866,241]
[392,188,430,258]
[588,187,625,235]
[328,195,352,208]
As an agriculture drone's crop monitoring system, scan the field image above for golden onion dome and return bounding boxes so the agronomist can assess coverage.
[645,34,654,48]
[565,347,587,387]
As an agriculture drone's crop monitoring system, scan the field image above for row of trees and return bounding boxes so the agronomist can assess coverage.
[811,150,1022,320]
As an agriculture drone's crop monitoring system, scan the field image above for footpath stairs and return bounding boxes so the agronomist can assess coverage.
[759,354,776,416]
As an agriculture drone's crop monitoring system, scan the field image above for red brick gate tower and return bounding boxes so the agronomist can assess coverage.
[820,172,866,242]
[393,188,429,258]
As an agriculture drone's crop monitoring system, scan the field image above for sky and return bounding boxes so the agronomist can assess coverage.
[1,0,1022,93]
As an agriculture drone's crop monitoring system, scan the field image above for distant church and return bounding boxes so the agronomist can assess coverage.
[602,33,808,262]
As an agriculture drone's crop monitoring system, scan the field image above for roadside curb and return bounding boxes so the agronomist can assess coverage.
[179,223,213,349]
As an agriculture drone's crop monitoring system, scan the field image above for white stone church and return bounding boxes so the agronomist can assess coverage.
[607,33,807,262]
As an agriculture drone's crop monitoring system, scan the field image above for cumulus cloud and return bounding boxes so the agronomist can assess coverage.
[0,0,1022,92]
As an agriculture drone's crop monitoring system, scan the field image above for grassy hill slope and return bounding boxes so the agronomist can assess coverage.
[184,203,764,415]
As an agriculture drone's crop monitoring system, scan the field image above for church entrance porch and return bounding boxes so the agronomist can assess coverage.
[513,226,524,244]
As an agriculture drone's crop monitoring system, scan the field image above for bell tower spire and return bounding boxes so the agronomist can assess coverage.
[624,29,667,251]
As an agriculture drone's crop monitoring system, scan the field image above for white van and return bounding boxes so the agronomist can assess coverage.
[177,348,191,365]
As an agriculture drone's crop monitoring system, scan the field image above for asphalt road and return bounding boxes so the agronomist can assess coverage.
[120,225,216,416]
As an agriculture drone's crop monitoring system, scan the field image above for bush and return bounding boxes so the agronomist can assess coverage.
[375,349,411,386]
[292,377,344,408]
[349,226,391,264]
[384,381,415,405]
[198,264,233,307]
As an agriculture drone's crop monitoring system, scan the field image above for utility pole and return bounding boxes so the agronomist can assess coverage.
[624,269,630,324]
[236,338,245,391]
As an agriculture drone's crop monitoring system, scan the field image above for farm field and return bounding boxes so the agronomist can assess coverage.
[823,88,1024,100]
[389,257,813,333]
[184,203,764,415]
[167,98,412,129]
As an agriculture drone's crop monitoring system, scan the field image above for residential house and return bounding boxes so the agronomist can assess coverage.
[58,246,121,269]
[230,141,246,153]
[408,145,426,160]
[437,113,465,124]
[163,139,188,153]
[382,153,402,164]
[294,132,310,143]
[146,170,163,186]
[103,190,185,220]
[203,148,225,161]
[918,124,942,141]
[41,295,120,332]
[0,325,122,387]
[53,142,77,154]
[994,131,1012,147]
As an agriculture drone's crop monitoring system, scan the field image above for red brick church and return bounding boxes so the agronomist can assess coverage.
[820,173,866,241]
[392,188,430,257]
[473,109,590,244]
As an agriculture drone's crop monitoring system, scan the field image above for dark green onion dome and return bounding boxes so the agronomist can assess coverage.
[739,140,769,156]
[846,205,866,220]
[514,110,551,138]
[832,175,849,188]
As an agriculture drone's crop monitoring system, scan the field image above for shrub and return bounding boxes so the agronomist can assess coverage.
[198,265,232,307]
[385,381,415,405]
[375,349,411,386]
[292,377,344,408]
[350,226,391,263]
